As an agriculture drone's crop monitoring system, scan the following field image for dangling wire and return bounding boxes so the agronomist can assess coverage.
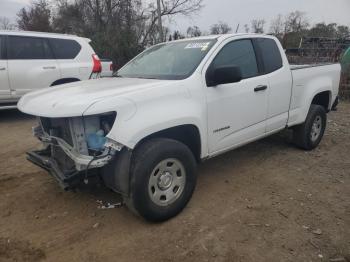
[84,147,112,184]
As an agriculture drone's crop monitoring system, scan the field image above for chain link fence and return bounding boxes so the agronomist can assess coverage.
[286,37,350,100]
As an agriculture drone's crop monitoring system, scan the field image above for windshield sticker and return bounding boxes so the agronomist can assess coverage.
[185,42,211,51]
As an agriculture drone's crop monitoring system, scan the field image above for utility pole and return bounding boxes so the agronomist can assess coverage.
[235,24,240,33]
[157,0,163,42]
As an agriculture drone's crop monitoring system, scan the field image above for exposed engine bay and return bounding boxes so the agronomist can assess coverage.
[27,112,124,189]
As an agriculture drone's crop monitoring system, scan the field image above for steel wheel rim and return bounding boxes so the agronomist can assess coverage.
[310,115,322,142]
[148,158,186,206]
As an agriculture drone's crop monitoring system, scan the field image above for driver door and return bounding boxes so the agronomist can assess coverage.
[206,39,269,155]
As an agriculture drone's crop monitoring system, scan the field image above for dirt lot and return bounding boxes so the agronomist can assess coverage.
[0,103,349,262]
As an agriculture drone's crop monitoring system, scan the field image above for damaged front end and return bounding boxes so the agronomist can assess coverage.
[27,112,123,190]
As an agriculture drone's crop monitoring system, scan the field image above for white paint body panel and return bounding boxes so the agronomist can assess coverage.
[18,34,341,160]
[100,60,113,77]
[288,64,340,126]
[8,59,61,99]
[0,59,11,100]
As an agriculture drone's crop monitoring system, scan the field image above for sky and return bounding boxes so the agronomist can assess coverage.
[171,0,350,33]
[0,0,29,20]
[1,0,349,33]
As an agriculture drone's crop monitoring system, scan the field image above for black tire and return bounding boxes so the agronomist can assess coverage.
[124,138,197,222]
[293,104,327,150]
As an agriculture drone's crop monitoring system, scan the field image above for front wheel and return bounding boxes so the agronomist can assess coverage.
[124,138,197,222]
[293,104,327,150]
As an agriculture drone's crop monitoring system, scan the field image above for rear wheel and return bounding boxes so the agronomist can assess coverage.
[124,138,197,222]
[293,104,327,150]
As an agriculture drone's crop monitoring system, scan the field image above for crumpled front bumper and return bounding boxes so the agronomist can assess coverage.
[28,140,133,196]
[28,134,115,190]
[38,134,114,171]
[27,148,86,190]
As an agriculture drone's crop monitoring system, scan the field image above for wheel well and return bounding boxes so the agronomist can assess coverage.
[51,78,80,86]
[136,125,202,162]
[311,91,331,112]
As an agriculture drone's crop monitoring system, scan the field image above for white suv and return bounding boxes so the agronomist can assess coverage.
[0,31,101,110]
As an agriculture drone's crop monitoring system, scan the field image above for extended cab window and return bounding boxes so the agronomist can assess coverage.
[8,36,53,60]
[49,38,81,59]
[256,38,283,73]
[211,39,258,79]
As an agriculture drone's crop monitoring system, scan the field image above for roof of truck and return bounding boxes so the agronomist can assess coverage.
[171,33,272,43]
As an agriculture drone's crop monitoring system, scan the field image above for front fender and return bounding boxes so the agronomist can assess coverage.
[110,99,204,149]
[105,91,206,157]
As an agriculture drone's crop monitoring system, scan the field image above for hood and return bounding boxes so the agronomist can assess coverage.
[18,77,172,117]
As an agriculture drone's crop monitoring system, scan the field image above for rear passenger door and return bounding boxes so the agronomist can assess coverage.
[0,35,11,100]
[254,38,292,132]
[7,36,60,98]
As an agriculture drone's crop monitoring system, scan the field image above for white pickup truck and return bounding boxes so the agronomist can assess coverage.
[18,34,340,222]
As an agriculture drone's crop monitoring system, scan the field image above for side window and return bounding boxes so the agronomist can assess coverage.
[49,38,81,59]
[8,36,53,60]
[211,39,259,79]
[256,38,283,74]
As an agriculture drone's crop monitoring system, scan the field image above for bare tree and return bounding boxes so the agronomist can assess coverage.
[142,0,203,44]
[281,11,309,48]
[0,17,16,30]
[172,30,185,40]
[251,19,265,33]
[17,0,52,32]
[243,24,249,33]
[336,25,350,39]
[284,11,309,33]
[309,23,337,38]
[156,0,163,42]
[270,14,284,37]
[210,21,232,35]
[43,0,202,65]
[187,25,201,37]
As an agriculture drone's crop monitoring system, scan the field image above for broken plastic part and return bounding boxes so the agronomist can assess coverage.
[97,200,124,209]
[104,138,124,151]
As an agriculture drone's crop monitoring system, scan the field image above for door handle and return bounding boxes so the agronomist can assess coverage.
[43,66,56,70]
[254,85,268,92]
[0,67,5,71]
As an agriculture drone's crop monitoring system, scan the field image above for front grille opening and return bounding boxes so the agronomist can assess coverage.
[39,112,117,163]
[40,117,74,146]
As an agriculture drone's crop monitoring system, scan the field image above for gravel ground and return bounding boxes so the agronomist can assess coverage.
[0,102,349,262]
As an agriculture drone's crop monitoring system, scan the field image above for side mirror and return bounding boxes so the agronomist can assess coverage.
[206,65,242,87]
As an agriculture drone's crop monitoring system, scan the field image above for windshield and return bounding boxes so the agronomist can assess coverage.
[117,39,217,80]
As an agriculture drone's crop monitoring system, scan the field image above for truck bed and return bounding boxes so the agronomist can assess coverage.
[287,63,341,126]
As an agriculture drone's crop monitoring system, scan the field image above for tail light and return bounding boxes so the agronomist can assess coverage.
[110,63,114,71]
[92,54,102,73]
